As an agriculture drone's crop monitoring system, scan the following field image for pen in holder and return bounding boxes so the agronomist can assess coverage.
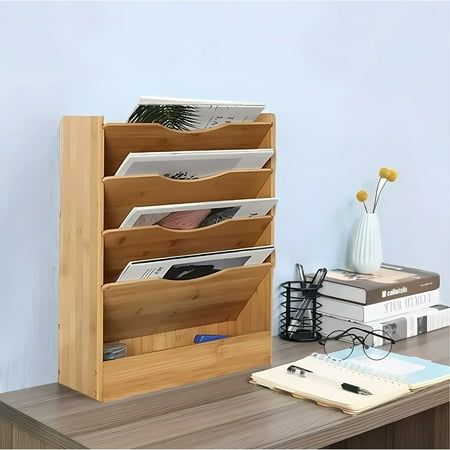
[280,267,326,342]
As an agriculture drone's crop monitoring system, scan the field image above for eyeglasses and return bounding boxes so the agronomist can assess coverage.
[319,327,396,361]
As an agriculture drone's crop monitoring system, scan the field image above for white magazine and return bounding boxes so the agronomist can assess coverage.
[128,97,266,129]
[117,245,274,282]
[137,97,265,106]
[120,197,277,229]
[115,149,274,177]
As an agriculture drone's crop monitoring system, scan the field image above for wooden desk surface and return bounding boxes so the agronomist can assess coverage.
[0,328,449,449]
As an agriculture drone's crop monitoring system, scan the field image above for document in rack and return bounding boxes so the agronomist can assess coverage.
[117,245,274,282]
[120,198,277,229]
[128,97,266,129]
[115,149,274,177]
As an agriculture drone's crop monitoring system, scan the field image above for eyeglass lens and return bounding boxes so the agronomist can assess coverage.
[324,328,393,361]
[323,330,354,360]
[363,329,393,360]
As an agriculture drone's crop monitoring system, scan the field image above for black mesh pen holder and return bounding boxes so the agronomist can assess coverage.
[279,281,322,342]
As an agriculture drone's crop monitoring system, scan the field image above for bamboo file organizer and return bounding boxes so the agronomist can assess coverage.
[59,114,276,401]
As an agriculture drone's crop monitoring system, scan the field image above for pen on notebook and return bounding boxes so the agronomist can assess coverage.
[286,365,373,396]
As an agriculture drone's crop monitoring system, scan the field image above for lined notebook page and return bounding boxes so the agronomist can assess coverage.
[251,355,410,414]
[327,347,450,390]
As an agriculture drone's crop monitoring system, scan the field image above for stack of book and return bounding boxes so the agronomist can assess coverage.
[318,264,449,345]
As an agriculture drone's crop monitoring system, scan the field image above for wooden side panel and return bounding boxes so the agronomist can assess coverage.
[59,116,104,400]
[103,169,272,229]
[103,264,271,341]
[235,113,275,338]
[103,216,272,282]
[103,331,271,401]
[103,121,273,175]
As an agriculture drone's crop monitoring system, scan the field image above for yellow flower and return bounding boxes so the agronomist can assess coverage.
[386,169,398,182]
[379,167,391,179]
[356,190,368,202]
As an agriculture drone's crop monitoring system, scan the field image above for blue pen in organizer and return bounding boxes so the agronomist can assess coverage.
[194,334,229,344]
[280,265,327,342]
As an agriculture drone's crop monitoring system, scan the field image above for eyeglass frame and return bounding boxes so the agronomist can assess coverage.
[319,326,396,360]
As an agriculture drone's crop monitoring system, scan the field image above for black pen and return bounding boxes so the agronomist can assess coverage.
[287,365,312,376]
[341,382,372,396]
[286,365,373,396]
[295,263,306,289]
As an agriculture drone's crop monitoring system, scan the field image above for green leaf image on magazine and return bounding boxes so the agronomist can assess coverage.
[128,104,200,130]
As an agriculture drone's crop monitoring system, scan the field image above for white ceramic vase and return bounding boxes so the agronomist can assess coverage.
[351,213,383,274]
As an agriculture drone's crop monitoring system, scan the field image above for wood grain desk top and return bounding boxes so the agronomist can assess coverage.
[1,328,449,449]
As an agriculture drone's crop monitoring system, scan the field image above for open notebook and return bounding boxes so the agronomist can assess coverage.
[250,350,450,415]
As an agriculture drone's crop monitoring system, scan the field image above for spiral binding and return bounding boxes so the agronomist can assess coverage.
[312,352,406,384]
[279,281,322,342]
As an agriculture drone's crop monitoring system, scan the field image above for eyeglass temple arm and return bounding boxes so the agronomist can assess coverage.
[345,326,396,344]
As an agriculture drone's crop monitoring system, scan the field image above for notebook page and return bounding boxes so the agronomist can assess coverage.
[251,356,409,414]
[345,355,424,376]
[328,347,450,389]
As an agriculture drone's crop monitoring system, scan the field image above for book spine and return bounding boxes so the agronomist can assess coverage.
[363,289,440,322]
[366,273,440,304]
[371,307,450,346]
[320,290,440,322]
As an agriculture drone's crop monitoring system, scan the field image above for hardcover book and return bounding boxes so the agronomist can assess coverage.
[319,289,440,322]
[321,304,450,346]
[314,264,440,305]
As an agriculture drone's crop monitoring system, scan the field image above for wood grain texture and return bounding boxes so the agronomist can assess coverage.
[0,329,449,448]
[103,216,272,282]
[433,403,449,448]
[103,169,272,229]
[59,116,104,401]
[103,121,273,175]
[103,264,272,341]
[123,321,236,356]
[103,331,272,401]
[60,115,275,402]
[0,402,84,449]
[235,114,275,336]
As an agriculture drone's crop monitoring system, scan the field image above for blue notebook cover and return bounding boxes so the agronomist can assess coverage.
[327,347,450,389]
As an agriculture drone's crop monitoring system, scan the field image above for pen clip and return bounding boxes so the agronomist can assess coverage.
[287,365,312,373]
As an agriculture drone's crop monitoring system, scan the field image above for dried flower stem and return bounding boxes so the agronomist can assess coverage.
[373,179,388,212]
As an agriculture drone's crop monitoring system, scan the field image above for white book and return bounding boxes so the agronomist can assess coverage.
[128,97,266,129]
[115,149,274,177]
[321,304,450,346]
[117,245,274,282]
[120,197,277,229]
[319,289,440,323]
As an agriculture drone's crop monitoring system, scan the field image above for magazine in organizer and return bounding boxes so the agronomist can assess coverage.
[128,97,266,129]
[117,245,274,282]
[115,149,274,177]
[120,198,277,229]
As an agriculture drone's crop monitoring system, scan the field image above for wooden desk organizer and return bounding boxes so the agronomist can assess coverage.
[59,114,275,401]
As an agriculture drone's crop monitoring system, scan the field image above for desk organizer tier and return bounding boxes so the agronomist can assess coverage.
[59,114,275,401]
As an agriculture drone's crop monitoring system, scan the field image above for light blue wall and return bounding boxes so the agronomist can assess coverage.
[0,1,448,392]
